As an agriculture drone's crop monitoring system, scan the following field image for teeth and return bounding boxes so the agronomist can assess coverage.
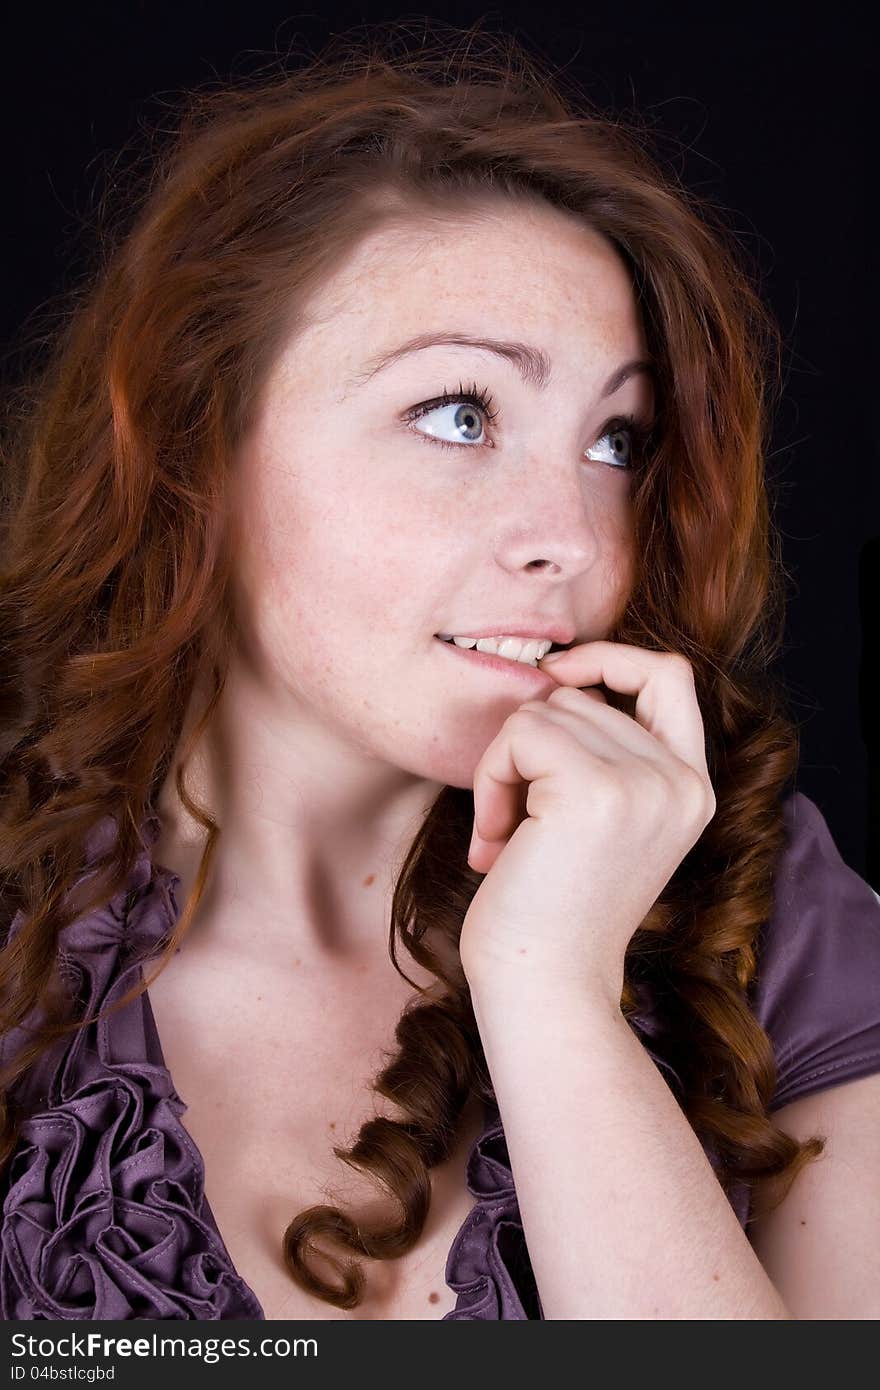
[437,634,554,666]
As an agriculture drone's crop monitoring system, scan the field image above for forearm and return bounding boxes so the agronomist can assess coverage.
[466,968,792,1320]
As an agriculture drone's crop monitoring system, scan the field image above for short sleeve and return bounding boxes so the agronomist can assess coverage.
[748,791,880,1113]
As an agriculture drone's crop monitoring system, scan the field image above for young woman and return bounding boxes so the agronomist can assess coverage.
[1,29,878,1321]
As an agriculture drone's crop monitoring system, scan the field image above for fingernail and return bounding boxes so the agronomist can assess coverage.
[540,650,566,663]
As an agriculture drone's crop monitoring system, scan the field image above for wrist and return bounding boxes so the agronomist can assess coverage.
[462,949,624,1017]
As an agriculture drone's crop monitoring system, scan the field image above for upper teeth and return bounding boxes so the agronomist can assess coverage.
[437,634,554,666]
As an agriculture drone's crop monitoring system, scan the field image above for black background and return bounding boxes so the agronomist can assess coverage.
[2,3,877,884]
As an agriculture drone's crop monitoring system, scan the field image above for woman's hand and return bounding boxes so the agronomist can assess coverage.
[459,641,716,999]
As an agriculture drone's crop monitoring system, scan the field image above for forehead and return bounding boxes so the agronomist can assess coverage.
[287,201,646,369]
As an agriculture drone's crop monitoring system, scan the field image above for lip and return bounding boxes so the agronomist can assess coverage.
[436,623,576,646]
[434,635,559,687]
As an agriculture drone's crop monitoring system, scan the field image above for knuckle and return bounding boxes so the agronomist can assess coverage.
[546,685,583,708]
[509,701,544,719]
[668,652,695,679]
[680,765,715,821]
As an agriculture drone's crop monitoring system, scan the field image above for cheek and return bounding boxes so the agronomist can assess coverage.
[605,543,636,629]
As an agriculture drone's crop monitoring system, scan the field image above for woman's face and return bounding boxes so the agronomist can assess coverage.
[229,198,655,790]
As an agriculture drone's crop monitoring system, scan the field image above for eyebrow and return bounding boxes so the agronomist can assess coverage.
[346,332,657,399]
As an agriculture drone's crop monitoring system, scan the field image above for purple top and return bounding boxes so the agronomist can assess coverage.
[2,791,879,1320]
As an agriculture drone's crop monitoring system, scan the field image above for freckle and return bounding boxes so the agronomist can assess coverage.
[712,1273,720,1281]
[800,1219,807,1226]
[428,1291,439,1303]
[329,1121,336,1130]
[293,958,301,967]
[256,995,262,1001]
[363,873,376,887]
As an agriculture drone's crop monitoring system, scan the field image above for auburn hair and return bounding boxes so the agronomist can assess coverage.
[0,22,823,1309]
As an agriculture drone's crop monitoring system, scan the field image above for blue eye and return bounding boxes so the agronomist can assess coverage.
[404,381,499,449]
[587,419,640,471]
[404,382,650,471]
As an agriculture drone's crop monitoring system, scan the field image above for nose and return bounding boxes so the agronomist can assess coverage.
[492,465,610,580]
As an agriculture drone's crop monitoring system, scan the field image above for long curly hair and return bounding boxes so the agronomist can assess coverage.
[0,22,824,1310]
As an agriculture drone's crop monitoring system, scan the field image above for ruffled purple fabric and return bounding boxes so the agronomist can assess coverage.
[0,812,263,1320]
[442,1104,541,1319]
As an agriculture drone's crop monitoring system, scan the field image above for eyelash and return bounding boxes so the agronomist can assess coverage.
[403,380,652,471]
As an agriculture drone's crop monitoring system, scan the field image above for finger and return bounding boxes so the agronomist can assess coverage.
[538,641,709,776]
[516,691,675,783]
[471,735,528,849]
[470,708,563,849]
